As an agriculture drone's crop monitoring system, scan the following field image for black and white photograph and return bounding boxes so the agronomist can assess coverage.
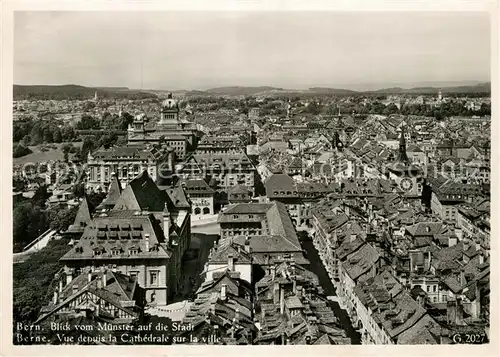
[3,2,496,351]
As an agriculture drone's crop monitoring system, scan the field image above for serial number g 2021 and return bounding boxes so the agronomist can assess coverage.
[452,333,487,344]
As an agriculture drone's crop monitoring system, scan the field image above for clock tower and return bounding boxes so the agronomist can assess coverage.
[387,125,423,196]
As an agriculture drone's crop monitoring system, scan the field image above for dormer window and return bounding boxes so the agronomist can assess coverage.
[129,249,139,255]
[93,246,105,256]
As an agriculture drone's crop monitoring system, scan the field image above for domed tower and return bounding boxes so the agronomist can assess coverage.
[159,93,179,124]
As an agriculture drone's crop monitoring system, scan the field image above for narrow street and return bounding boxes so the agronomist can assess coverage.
[300,238,361,344]
[174,233,218,302]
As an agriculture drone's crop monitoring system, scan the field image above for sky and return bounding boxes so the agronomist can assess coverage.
[14,11,491,90]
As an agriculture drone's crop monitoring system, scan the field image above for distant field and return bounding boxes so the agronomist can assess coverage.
[13,141,82,165]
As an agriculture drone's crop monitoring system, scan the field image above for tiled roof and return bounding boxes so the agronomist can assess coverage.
[112,171,167,212]
[222,203,273,215]
[376,291,427,339]
[36,269,142,324]
[61,212,170,261]
[341,243,380,281]
[406,144,423,153]
[165,185,191,209]
[68,196,92,232]
[405,222,443,237]
[207,239,252,264]
[229,184,251,194]
[98,176,122,209]
[91,146,154,160]
[182,179,215,194]
[396,313,440,344]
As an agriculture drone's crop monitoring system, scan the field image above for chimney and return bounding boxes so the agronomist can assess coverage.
[102,270,107,287]
[145,233,150,252]
[163,205,170,242]
[265,254,270,266]
[270,265,276,279]
[53,291,58,305]
[221,284,227,301]
[235,308,240,323]
[475,242,481,251]
[87,271,92,283]
[448,236,457,247]
[479,254,484,265]
[244,239,251,254]
[350,234,356,242]
[58,279,63,293]
[228,255,234,271]
[292,278,297,294]
[463,240,470,252]
[66,271,73,285]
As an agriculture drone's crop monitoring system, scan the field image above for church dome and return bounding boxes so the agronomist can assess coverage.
[162,93,178,110]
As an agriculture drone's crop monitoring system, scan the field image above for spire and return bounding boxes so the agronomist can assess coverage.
[73,195,92,226]
[397,126,410,164]
[98,174,123,210]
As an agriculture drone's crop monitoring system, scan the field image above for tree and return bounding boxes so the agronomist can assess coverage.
[13,202,48,252]
[20,135,32,147]
[32,185,50,207]
[72,183,86,198]
[77,115,100,130]
[13,177,26,192]
[383,103,400,116]
[61,126,75,141]
[47,205,79,232]
[13,238,72,327]
[52,128,62,143]
[29,122,43,145]
[13,144,33,158]
[79,136,96,161]
[120,112,134,130]
[99,133,118,149]
[42,126,53,143]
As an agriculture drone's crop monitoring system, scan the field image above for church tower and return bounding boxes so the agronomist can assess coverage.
[397,126,410,165]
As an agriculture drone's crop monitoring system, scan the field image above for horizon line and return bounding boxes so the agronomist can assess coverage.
[13,79,491,93]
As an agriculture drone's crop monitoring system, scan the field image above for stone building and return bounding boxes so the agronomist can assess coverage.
[60,171,191,305]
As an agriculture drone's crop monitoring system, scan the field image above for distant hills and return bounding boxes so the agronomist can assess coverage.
[201,83,490,96]
[205,86,284,95]
[13,82,490,100]
[13,84,158,100]
[367,82,491,95]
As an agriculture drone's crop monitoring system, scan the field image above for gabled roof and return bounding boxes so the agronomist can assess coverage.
[405,222,443,237]
[98,175,122,209]
[406,144,423,153]
[341,243,380,281]
[36,269,142,324]
[265,174,296,196]
[72,195,92,227]
[207,239,252,264]
[61,212,170,261]
[112,171,167,212]
[229,184,251,195]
